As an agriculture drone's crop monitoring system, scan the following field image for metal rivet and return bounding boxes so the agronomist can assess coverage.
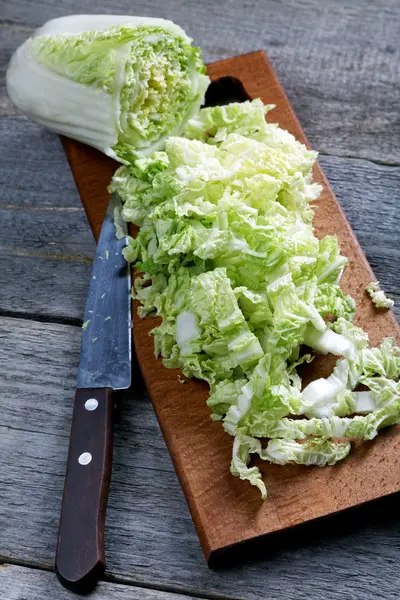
[85,398,98,411]
[78,452,92,466]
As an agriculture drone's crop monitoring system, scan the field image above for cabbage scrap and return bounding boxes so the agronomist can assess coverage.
[366,281,394,309]
[110,100,400,498]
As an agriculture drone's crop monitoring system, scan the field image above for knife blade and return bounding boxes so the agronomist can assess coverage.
[56,195,131,593]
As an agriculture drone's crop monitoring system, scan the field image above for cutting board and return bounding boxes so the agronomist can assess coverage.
[62,50,400,566]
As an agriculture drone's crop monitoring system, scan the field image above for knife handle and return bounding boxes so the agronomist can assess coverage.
[56,388,114,593]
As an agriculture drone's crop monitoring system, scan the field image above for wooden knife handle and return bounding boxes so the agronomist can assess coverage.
[56,387,114,593]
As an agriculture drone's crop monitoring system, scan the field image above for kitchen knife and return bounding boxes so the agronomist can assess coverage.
[55,195,131,593]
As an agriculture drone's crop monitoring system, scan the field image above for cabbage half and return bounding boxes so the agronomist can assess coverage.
[6,15,210,162]
[110,100,400,499]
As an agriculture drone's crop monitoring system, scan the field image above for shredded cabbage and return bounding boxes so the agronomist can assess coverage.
[109,99,399,498]
[366,281,394,309]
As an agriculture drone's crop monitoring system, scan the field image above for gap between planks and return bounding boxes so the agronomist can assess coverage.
[317,152,400,169]
[0,309,82,327]
[0,561,237,600]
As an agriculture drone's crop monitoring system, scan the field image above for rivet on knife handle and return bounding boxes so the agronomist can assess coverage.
[56,387,114,593]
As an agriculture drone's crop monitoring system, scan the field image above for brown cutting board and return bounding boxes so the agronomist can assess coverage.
[62,51,400,565]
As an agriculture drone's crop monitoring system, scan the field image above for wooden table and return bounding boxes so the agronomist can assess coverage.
[1,1,399,598]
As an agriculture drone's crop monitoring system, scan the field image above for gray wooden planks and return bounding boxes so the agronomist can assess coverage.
[0,316,169,466]
[0,116,398,321]
[0,117,96,321]
[1,0,398,324]
[1,0,400,163]
[0,564,203,600]
[320,155,400,311]
[0,117,85,208]
[1,1,400,598]
[0,22,33,117]
[2,316,400,600]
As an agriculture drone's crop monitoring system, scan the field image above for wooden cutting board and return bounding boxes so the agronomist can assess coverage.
[62,50,400,566]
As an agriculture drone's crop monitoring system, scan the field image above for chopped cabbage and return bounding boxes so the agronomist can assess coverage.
[110,99,400,498]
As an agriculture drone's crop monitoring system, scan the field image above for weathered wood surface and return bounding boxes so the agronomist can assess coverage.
[2,316,400,600]
[0,116,398,321]
[0,565,203,600]
[1,0,400,598]
[0,116,95,321]
[2,0,400,163]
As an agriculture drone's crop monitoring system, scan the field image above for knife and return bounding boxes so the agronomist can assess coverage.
[55,195,131,593]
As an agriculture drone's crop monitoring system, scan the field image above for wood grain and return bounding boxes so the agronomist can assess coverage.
[0,564,203,600]
[56,387,114,592]
[0,22,33,117]
[62,51,400,564]
[320,155,400,307]
[1,2,400,598]
[2,316,400,600]
[0,116,96,321]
